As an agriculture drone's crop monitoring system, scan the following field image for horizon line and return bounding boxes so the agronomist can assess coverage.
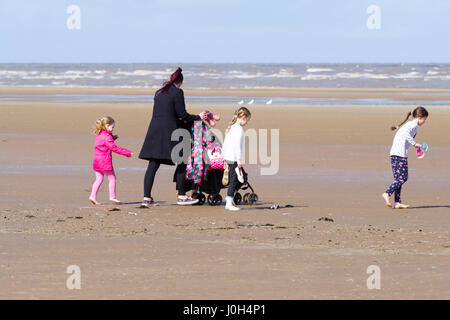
[1,61,450,65]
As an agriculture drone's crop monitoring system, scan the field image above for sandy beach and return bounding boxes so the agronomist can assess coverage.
[0,87,449,299]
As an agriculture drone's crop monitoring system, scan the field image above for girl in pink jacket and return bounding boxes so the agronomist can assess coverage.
[89,116,132,205]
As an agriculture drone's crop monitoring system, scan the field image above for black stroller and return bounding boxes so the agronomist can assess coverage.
[190,166,258,206]
[181,125,259,206]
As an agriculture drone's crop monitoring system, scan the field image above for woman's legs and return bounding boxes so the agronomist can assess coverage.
[104,170,117,200]
[142,160,198,205]
[90,171,104,200]
[175,163,187,196]
[144,160,161,199]
[175,163,199,205]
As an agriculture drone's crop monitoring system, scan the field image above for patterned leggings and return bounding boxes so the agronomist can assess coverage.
[385,156,408,203]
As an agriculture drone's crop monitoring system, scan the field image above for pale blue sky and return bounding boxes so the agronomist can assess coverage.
[1,0,449,63]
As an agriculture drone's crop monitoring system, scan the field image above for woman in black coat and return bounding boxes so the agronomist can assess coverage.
[139,68,207,207]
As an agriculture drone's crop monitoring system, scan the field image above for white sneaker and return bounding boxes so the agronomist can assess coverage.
[225,204,241,211]
[225,196,241,211]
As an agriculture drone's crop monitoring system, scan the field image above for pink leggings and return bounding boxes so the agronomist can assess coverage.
[90,170,116,199]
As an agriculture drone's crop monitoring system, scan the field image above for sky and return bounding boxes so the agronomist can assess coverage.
[0,0,449,63]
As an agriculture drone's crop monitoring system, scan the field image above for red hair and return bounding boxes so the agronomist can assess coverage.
[160,67,183,93]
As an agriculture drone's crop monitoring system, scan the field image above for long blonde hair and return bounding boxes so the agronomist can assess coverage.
[93,116,115,134]
[226,107,251,134]
[390,106,428,131]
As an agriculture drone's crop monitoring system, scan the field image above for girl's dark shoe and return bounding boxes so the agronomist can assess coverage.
[177,196,199,206]
[140,197,154,208]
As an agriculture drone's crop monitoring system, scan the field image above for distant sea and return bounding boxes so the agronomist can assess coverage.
[2,63,450,105]
[1,63,450,89]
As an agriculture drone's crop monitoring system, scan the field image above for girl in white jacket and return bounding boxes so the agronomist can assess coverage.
[382,106,428,209]
[222,107,251,211]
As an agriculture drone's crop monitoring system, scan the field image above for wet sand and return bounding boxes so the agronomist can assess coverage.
[0,88,449,299]
[2,86,450,101]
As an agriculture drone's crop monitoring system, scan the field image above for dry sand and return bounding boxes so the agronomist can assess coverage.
[0,87,449,299]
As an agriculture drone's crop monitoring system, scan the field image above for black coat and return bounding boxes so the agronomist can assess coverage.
[139,85,200,165]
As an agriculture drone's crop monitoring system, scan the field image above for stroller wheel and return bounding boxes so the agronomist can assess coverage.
[233,192,242,205]
[198,193,206,205]
[207,194,222,206]
[248,193,259,205]
[243,193,250,204]
[213,194,223,206]
[192,192,206,205]
[207,194,214,206]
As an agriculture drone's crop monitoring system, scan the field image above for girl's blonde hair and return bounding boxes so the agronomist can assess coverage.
[390,106,428,131]
[226,107,251,134]
[93,116,115,134]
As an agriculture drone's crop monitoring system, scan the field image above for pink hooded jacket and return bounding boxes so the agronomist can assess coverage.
[93,130,131,171]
